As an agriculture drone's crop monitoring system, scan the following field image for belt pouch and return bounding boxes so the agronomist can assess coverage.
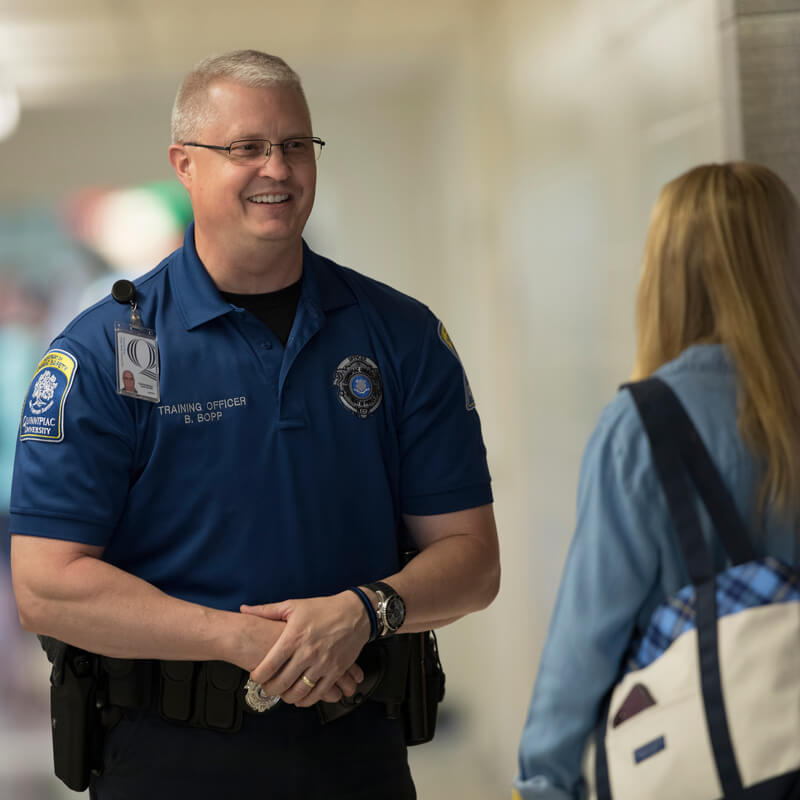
[201,661,243,732]
[372,635,410,719]
[102,657,152,710]
[51,649,99,792]
[404,631,445,745]
[159,661,196,722]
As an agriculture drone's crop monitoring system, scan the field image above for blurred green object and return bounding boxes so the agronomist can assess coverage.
[141,180,193,230]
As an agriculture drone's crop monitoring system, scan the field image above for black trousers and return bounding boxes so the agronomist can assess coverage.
[89,700,416,800]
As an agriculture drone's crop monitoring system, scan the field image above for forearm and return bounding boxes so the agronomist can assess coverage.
[378,507,500,632]
[401,615,462,632]
[12,542,281,670]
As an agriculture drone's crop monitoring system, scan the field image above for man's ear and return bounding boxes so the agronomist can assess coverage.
[168,144,193,190]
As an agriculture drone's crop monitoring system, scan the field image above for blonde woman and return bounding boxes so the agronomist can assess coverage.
[514,162,800,799]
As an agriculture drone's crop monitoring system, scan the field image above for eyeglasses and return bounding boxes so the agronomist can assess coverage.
[182,137,325,165]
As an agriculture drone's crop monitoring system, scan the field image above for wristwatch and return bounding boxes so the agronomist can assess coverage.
[364,581,406,637]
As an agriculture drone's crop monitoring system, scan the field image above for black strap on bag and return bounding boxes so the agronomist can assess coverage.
[595,378,753,800]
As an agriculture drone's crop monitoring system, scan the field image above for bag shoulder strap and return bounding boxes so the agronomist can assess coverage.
[617,376,746,798]
[625,377,755,581]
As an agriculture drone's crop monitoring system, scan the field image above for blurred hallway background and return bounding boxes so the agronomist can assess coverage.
[0,0,795,796]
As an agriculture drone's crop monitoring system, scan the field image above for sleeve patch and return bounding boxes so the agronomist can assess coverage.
[437,320,476,411]
[437,321,460,361]
[19,349,78,442]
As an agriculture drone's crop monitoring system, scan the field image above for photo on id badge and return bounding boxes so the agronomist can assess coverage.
[115,322,160,403]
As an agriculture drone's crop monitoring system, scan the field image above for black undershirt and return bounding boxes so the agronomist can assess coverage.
[221,277,303,347]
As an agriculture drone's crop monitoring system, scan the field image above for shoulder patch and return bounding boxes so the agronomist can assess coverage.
[437,320,476,411]
[20,349,78,442]
[437,321,460,360]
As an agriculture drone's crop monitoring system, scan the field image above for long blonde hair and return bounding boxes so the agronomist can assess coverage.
[632,162,800,514]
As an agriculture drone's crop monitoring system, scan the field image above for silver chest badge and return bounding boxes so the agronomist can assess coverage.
[244,679,280,713]
[333,355,383,419]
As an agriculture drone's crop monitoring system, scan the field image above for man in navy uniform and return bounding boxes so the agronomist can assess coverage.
[10,50,499,799]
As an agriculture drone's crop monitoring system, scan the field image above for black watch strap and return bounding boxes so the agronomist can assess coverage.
[364,581,405,637]
[365,581,396,598]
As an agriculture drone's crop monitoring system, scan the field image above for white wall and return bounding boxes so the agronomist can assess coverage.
[455,0,731,784]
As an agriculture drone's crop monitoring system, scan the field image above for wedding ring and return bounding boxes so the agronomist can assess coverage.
[301,674,317,689]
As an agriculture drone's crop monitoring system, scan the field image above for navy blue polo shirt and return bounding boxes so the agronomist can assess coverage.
[10,224,492,610]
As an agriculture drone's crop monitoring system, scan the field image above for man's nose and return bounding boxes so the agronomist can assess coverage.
[258,146,290,180]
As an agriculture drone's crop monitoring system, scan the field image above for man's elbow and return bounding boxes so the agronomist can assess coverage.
[12,571,56,635]
[474,558,501,611]
[14,586,47,633]
[18,608,40,634]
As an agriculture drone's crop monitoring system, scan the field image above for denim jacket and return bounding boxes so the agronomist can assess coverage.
[514,344,800,799]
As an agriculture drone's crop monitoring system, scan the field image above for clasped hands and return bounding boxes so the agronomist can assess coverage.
[240,590,370,708]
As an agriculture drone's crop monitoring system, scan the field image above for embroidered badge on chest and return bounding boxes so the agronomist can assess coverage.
[333,355,383,419]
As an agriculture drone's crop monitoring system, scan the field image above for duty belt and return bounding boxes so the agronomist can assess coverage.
[98,637,410,733]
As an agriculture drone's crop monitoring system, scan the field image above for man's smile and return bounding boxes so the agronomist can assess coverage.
[248,193,290,204]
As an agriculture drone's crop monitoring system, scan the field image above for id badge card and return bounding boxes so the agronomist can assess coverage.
[115,322,160,403]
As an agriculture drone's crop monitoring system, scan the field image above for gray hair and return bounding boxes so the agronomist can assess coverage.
[171,49,308,144]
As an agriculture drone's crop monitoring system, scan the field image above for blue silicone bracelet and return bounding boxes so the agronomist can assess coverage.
[349,586,378,642]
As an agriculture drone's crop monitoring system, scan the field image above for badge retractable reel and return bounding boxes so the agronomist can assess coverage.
[112,279,161,403]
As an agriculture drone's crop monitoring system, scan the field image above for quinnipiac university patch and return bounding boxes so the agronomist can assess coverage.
[19,349,78,442]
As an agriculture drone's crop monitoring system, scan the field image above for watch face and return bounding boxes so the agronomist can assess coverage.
[385,595,406,631]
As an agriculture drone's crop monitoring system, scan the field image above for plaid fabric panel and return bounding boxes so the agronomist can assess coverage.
[627,556,800,671]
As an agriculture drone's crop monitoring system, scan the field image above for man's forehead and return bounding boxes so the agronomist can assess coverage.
[201,81,312,138]
[205,80,309,114]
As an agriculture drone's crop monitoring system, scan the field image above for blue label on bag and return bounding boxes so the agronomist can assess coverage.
[634,736,665,764]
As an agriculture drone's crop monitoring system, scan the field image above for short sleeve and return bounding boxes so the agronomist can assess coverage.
[10,337,136,546]
[399,313,492,515]
[516,394,662,798]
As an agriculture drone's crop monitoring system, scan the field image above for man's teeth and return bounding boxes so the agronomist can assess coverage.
[249,194,289,204]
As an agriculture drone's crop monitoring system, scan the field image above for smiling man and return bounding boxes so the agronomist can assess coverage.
[9,50,499,799]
